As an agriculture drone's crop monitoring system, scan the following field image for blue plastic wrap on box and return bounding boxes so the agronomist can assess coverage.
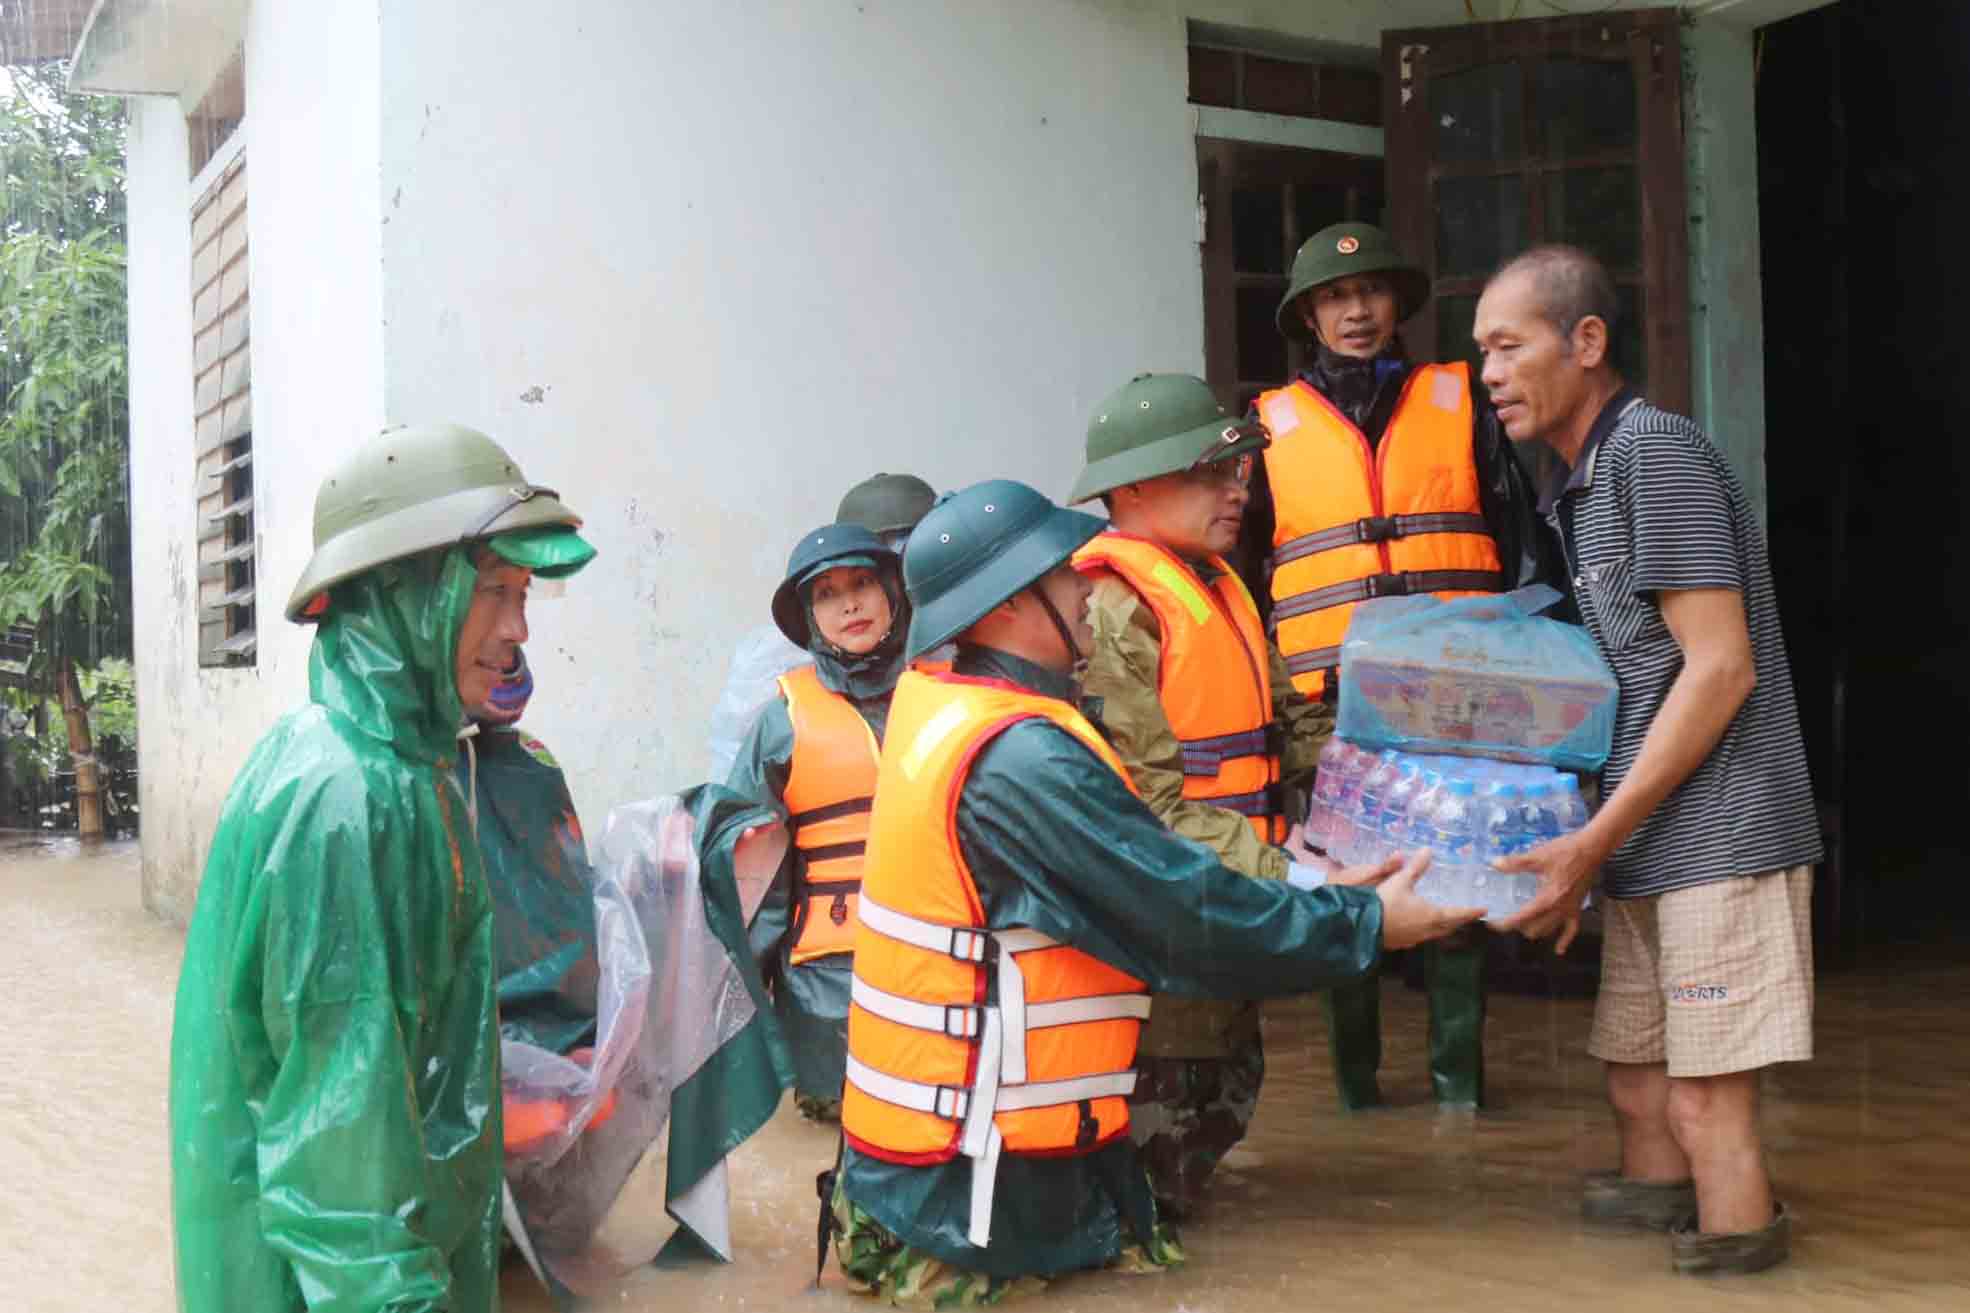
[1335,586,1618,771]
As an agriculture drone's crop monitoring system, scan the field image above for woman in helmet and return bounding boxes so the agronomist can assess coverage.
[725,522,912,1122]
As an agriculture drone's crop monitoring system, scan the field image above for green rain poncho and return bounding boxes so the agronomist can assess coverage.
[169,547,503,1313]
[462,724,601,1056]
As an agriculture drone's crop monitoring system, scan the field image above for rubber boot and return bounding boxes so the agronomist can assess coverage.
[1325,975,1383,1110]
[1425,932,1486,1108]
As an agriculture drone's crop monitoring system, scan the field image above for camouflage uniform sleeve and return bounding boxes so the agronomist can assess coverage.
[1270,641,1334,782]
[1080,575,1288,881]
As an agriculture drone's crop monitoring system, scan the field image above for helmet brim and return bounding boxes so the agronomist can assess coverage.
[283,484,582,621]
[1275,264,1433,343]
[1067,419,1269,505]
[488,525,597,579]
[903,506,1104,663]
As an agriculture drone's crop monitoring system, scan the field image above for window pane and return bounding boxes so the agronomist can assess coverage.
[1244,55,1317,117]
[1436,292,1480,372]
[1237,283,1288,382]
[1318,65,1382,126]
[1189,46,1238,108]
[1430,62,1522,164]
[1293,182,1351,249]
[1232,187,1285,274]
[1544,167,1640,272]
[1537,58,1636,159]
[1436,174,1524,277]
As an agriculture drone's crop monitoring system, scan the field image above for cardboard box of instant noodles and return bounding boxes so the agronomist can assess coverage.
[1335,588,1617,773]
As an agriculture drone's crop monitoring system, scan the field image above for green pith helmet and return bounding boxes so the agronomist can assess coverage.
[836,472,938,538]
[1067,373,1269,505]
[770,522,900,648]
[1275,221,1432,343]
[901,480,1103,663]
[284,423,593,621]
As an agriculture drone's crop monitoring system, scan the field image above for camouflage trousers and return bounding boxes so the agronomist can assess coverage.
[1125,1030,1265,1216]
[830,1179,1184,1307]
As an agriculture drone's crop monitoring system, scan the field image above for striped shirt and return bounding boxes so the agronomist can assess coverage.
[1543,393,1821,899]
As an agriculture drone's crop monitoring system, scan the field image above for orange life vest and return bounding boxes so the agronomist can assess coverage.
[1072,531,1284,841]
[776,664,880,966]
[841,669,1151,1247]
[1257,362,1506,698]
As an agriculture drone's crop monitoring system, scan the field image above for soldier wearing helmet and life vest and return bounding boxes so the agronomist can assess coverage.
[725,521,919,1123]
[1239,222,1560,1115]
[825,479,1480,1303]
[1065,372,1338,1218]
[705,473,938,784]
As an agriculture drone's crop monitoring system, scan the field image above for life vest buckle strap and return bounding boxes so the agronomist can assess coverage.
[789,796,875,830]
[852,973,988,1038]
[800,839,868,864]
[1178,727,1274,778]
[843,1053,973,1121]
[1283,646,1341,676]
[1215,785,1281,818]
[955,928,993,964]
[1363,571,1412,599]
[1357,514,1398,543]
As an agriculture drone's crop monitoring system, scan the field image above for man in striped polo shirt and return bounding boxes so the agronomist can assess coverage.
[1476,246,1821,1276]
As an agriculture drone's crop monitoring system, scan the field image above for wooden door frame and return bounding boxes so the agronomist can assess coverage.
[1381,8,1690,414]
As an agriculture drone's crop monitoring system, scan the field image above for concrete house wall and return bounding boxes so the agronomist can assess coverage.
[117,0,1799,920]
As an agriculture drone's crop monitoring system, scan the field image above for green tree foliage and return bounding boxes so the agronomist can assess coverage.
[0,62,130,835]
[0,61,129,671]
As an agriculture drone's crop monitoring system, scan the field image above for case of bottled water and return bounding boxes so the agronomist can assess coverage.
[1309,737,1595,922]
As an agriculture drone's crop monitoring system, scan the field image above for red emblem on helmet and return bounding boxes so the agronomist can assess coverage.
[1337,235,1360,254]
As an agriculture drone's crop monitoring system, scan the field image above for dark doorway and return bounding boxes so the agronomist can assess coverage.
[1757,0,1970,960]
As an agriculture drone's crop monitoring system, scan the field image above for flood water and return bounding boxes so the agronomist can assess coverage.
[6,836,1966,1311]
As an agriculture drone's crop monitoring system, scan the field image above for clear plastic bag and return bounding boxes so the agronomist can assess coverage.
[499,790,787,1295]
[704,624,810,783]
[1335,585,1619,771]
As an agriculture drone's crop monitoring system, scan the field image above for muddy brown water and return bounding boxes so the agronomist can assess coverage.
[5,837,1965,1311]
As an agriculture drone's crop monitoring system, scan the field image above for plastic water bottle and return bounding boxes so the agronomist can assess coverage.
[1553,774,1590,835]
[1472,783,1525,918]
[1329,743,1374,857]
[1521,781,1563,847]
[1426,778,1478,908]
[1378,758,1425,857]
[1405,768,1446,850]
[1308,738,1349,848]
[1354,751,1403,865]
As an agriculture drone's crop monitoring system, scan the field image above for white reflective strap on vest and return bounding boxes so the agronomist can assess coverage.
[850,895,1145,1247]
[851,976,1149,1040]
[859,892,993,962]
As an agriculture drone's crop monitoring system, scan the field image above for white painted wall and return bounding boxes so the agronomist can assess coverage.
[129,0,385,920]
[374,0,1413,828]
[128,0,1786,914]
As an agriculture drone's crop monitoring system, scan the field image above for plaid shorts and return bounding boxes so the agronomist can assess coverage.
[1589,865,1814,1077]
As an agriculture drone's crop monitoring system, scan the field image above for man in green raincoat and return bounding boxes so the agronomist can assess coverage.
[169,423,595,1313]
